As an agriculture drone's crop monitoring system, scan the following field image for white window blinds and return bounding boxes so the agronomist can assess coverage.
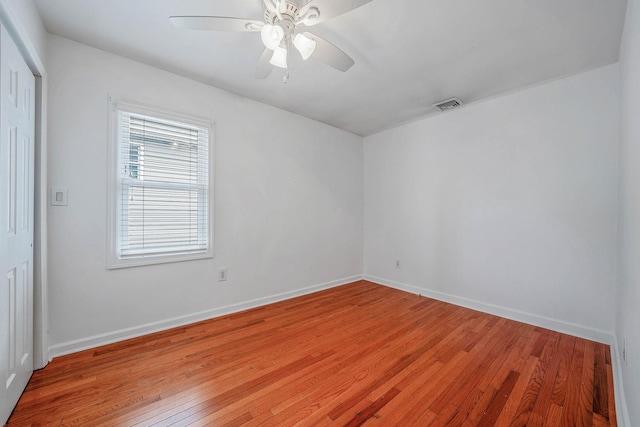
[115,107,210,260]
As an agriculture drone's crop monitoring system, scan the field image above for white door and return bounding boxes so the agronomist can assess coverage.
[0,24,35,425]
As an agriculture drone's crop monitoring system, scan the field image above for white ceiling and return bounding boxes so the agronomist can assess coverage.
[34,0,628,136]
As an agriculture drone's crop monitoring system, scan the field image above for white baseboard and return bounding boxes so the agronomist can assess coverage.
[364,275,614,345]
[611,337,631,427]
[48,274,364,359]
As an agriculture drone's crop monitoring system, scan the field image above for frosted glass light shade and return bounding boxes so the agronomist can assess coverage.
[293,33,316,60]
[261,24,284,50]
[270,46,288,68]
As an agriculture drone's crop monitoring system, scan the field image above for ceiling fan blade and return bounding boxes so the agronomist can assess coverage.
[256,48,274,79]
[170,16,264,32]
[303,32,354,72]
[299,0,373,25]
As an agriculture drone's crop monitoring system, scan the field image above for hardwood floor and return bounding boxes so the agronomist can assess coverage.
[7,281,616,426]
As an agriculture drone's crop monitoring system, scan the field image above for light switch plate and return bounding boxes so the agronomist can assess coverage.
[51,187,68,206]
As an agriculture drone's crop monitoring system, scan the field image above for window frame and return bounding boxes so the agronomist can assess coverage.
[107,99,214,269]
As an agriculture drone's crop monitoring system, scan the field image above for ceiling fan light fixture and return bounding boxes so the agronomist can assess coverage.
[261,24,284,50]
[270,46,288,68]
[293,33,316,60]
[172,0,368,76]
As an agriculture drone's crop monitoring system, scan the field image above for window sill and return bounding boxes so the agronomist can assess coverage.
[107,250,214,269]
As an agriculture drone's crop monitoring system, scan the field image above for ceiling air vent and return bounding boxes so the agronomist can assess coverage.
[433,97,463,112]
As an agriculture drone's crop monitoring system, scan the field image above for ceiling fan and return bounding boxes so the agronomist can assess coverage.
[170,0,372,79]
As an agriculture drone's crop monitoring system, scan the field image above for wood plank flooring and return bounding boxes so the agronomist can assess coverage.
[7,281,616,426]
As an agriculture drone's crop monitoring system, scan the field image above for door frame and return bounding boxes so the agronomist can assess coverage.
[0,4,48,369]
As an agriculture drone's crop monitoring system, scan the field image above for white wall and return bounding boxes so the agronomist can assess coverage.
[617,0,640,424]
[364,65,620,341]
[46,35,363,355]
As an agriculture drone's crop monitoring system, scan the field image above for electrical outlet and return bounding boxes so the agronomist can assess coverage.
[623,337,628,365]
[395,260,401,269]
[218,268,228,282]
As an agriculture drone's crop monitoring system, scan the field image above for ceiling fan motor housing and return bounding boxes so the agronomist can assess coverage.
[265,2,298,24]
[264,0,320,33]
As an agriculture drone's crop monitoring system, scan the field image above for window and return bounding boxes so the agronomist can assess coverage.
[107,101,213,268]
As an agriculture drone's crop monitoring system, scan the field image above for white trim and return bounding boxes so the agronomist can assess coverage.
[364,275,615,345]
[34,75,48,369]
[611,337,631,427]
[48,274,364,358]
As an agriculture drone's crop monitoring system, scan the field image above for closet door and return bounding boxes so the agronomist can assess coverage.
[0,24,36,425]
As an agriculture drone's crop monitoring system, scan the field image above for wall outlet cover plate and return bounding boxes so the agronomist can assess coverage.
[51,188,68,206]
